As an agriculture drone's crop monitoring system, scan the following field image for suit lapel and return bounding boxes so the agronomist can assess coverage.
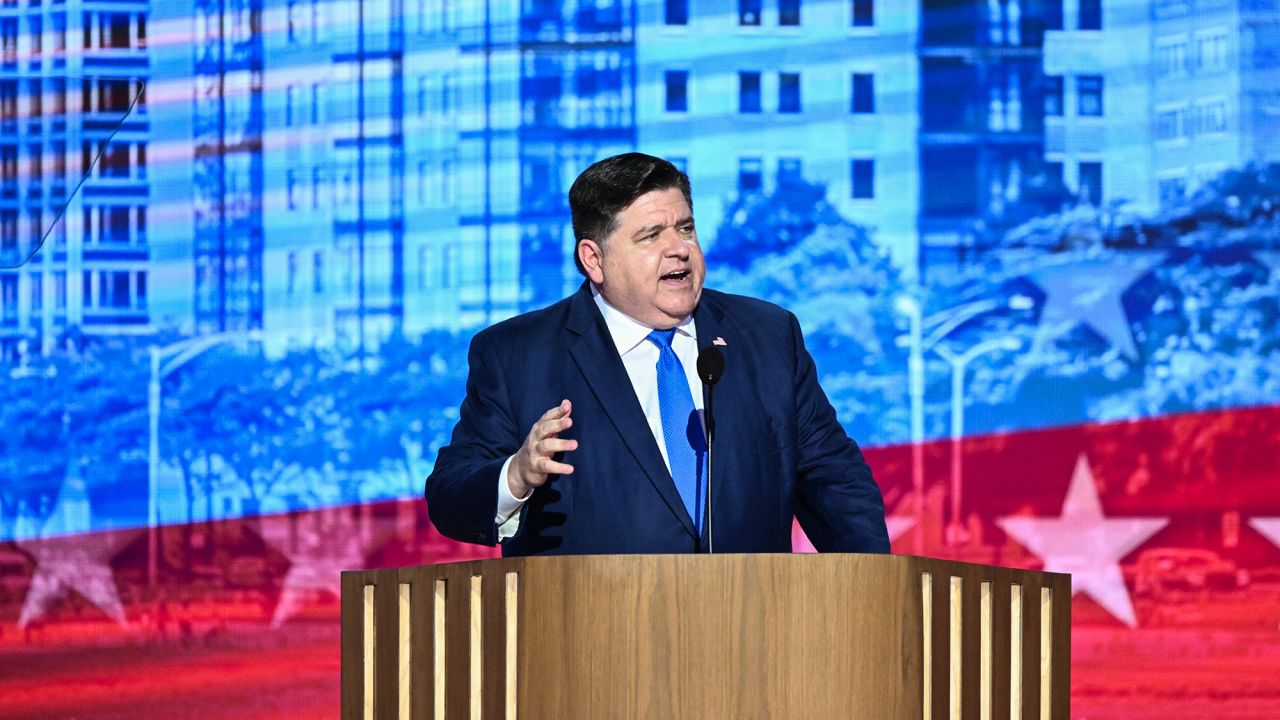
[565,284,699,539]
[693,295,739,545]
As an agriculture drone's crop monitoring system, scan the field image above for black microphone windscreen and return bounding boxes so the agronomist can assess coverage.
[697,346,725,386]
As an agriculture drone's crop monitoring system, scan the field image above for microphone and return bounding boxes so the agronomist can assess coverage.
[697,346,725,553]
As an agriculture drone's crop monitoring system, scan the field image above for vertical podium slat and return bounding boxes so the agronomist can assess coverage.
[1019,576,1043,720]
[1050,574,1072,720]
[921,572,933,720]
[398,583,411,720]
[979,581,992,720]
[991,571,1013,720]
[444,565,470,720]
[480,569,503,720]
[341,572,366,720]
[948,576,963,720]
[961,574,982,719]
[375,576,399,720]
[930,566,950,719]
[431,578,447,720]
[364,585,376,720]
[505,571,519,720]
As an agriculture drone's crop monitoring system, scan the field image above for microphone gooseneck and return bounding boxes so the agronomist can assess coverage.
[697,346,725,553]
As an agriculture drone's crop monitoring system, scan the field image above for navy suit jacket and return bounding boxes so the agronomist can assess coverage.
[425,283,890,556]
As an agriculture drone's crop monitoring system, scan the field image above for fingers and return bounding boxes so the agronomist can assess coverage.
[533,400,573,443]
[532,456,575,476]
[533,437,578,456]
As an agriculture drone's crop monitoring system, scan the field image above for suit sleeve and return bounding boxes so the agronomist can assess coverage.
[788,313,891,553]
[425,334,521,546]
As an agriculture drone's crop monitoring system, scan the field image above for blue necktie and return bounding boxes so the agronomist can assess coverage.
[647,329,707,533]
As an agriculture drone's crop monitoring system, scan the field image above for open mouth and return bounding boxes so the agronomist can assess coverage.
[660,269,691,282]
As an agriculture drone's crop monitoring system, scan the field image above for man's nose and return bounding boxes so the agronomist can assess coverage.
[661,229,690,257]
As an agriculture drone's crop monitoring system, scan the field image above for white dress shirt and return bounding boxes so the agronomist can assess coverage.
[493,284,705,539]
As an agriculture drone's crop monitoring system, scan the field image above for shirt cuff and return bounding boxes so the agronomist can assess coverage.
[495,455,532,539]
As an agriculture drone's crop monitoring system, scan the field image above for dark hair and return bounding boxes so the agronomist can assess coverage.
[568,152,693,276]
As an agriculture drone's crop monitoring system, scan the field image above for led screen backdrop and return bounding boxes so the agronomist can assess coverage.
[3,0,1280,717]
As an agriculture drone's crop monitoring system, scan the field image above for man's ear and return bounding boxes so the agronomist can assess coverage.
[578,239,606,285]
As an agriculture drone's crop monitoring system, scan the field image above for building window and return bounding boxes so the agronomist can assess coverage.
[1078,161,1102,204]
[286,84,300,126]
[1044,0,1064,30]
[1159,176,1186,207]
[28,16,42,56]
[100,142,130,178]
[665,0,688,25]
[738,157,763,191]
[1196,29,1228,73]
[739,0,762,25]
[105,206,129,243]
[1156,36,1188,79]
[286,169,298,209]
[440,244,455,289]
[1076,75,1102,117]
[1156,106,1184,142]
[1078,0,1101,30]
[664,70,688,112]
[287,251,298,295]
[1,275,15,321]
[779,72,801,113]
[102,13,131,49]
[850,158,874,199]
[851,72,874,114]
[1045,160,1064,185]
[852,0,873,27]
[1043,75,1063,116]
[779,0,801,26]
[288,1,301,41]
[739,71,762,113]
[1197,99,1227,134]
[311,84,324,124]
[313,250,324,293]
[136,271,147,308]
[777,157,802,186]
[109,270,130,308]
[51,14,66,53]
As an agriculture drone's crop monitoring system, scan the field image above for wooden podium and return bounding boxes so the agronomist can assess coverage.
[341,554,1069,719]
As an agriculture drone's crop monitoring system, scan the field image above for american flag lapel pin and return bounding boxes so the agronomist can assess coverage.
[713,337,727,347]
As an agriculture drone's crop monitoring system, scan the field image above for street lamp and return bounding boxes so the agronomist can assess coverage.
[934,336,1021,546]
[148,331,263,586]
[894,294,1031,552]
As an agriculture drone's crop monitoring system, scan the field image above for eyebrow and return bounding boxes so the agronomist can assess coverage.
[632,216,695,239]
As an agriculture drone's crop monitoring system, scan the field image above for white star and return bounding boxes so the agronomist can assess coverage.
[1249,518,1280,549]
[997,454,1168,628]
[887,515,917,543]
[259,506,395,627]
[1028,252,1166,359]
[15,470,135,629]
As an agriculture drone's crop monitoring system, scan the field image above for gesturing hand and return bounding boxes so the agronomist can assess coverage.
[507,399,577,499]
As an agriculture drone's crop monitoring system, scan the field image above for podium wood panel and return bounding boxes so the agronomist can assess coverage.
[341,554,1070,719]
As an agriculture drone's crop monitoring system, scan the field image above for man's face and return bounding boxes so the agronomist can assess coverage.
[580,187,705,329]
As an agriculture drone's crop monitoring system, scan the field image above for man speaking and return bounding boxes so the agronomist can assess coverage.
[426,153,889,556]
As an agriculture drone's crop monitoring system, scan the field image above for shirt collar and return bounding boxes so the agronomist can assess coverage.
[590,283,696,356]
